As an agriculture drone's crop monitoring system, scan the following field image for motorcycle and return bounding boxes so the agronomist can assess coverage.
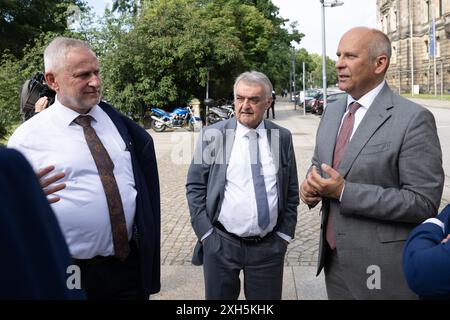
[206,101,235,125]
[148,105,201,132]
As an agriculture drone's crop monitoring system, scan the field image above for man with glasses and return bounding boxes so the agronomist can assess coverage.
[186,71,299,300]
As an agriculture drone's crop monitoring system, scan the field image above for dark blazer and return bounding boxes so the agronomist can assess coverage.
[186,118,299,264]
[403,205,450,299]
[99,102,161,297]
[0,148,84,299]
[312,83,444,299]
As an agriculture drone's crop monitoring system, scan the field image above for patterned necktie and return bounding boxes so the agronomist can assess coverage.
[73,115,130,261]
[247,130,270,230]
[326,102,361,249]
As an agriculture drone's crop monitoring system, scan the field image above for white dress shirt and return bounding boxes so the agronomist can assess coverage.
[8,97,137,259]
[218,121,281,238]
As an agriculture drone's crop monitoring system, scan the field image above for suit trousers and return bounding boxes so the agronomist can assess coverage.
[324,248,355,300]
[203,228,287,300]
[74,240,144,300]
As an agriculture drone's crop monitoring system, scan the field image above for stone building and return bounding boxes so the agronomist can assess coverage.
[377,0,450,94]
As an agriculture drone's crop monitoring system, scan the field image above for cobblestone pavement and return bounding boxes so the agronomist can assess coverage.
[149,99,322,267]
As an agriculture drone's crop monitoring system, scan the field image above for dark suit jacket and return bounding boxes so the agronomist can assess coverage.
[99,102,160,297]
[0,148,84,299]
[312,83,444,299]
[403,205,450,299]
[186,118,299,265]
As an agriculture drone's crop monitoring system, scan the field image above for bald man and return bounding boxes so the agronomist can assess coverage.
[300,27,444,299]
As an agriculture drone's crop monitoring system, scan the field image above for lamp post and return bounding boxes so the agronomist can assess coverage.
[320,0,344,109]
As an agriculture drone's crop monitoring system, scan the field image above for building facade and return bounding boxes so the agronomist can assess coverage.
[377,0,450,94]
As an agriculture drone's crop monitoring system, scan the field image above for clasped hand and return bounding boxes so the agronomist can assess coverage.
[300,163,345,206]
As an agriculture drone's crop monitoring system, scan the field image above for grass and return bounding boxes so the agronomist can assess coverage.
[401,93,450,101]
[0,122,20,146]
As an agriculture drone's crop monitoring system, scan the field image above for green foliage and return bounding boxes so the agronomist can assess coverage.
[0,0,85,58]
[0,53,22,138]
[100,0,302,117]
[0,0,340,135]
[308,53,337,88]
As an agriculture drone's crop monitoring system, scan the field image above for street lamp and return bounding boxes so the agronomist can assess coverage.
[320,0,344,109]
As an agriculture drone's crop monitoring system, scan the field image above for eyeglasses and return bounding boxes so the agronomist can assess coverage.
[234,95,263,106]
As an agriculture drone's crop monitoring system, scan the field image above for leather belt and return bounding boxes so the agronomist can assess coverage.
[73,255,115,265]
[214,221,269,244]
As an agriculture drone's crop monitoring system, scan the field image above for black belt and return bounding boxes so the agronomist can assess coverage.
[73,255,115,265]
[214,222,269,244]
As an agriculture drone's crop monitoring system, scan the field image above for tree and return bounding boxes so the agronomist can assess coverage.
[0,0,85,58]
[98,0,302,117]
[99,0,299,117]
[309,53,337,88]
[293,48,318,90]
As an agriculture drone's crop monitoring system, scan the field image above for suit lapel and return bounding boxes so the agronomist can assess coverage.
[338,84,393,178]
[99,102,131,145]
[214,119,236,208]
[323,99,347,169]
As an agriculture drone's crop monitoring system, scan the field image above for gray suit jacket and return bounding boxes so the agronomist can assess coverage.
[313,83,444,299]
[186,118,299,264]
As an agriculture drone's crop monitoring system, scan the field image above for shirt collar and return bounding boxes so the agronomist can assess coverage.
[346,80,385,111]
[52,95,101,127]
[236,120,266,139]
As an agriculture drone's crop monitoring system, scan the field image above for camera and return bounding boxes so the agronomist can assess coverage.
[19,72,56,121]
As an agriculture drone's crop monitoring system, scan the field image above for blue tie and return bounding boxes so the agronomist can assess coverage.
[247,130,270,230]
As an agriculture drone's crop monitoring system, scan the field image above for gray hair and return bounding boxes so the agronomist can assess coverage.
[44,37,93,72]
[233,71,273,98]
[367,28,392,61]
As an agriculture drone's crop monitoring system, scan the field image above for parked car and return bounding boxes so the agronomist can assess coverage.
[305,91,322,112]
[312,91,347,115]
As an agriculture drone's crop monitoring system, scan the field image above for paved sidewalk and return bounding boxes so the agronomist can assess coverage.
[407,97,450,109]
[149,99,327,300]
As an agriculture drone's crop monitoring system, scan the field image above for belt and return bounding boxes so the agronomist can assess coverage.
[73,255,115,265]
[214,222,269,244]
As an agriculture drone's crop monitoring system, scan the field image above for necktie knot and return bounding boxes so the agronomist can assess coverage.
[73,115,93,128]
[348,102,361,115]
[246,130,259,141]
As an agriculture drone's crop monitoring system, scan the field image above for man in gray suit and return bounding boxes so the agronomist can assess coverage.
[300,27,444,299]
[186,71,299,300]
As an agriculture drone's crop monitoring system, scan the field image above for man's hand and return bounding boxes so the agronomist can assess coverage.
[35,96,49,113]
[300,174,322,207]
[307,164,345,200]
[441,234,450,244]
[36,165,66,204]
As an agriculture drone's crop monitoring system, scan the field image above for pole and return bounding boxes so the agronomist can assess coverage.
[441,58,443,97]
[303,61,306,116]
[206,70,209,99]
[320,0,328,108]
[205,70,209,126]
[292,47,297,109]
[433,8,437,96]
[289,70,292,101]
[409,0,414,95]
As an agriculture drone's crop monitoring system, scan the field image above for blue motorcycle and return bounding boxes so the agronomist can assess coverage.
[149,105,201,132]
